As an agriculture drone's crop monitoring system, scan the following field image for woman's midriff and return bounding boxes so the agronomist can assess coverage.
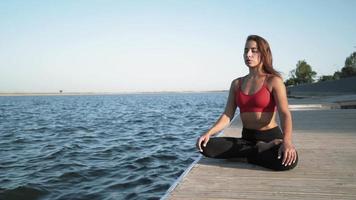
[240,112,278,130]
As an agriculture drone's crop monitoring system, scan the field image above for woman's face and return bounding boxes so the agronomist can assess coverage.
[244,40,262,68]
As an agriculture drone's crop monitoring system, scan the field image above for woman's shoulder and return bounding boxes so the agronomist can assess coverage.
[231,76,246,86]
[266,74,283,84]
[265,74,285,91]
[229,77,245,92]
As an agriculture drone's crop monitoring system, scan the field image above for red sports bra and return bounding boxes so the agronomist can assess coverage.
[235,77,276,113]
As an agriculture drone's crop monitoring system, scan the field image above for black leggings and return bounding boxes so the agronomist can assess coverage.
[201,126,298,171]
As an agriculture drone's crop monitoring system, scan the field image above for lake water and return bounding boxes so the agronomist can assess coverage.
[0,92,227,200]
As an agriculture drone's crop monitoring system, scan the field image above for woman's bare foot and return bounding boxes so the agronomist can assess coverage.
[256,139,283,153]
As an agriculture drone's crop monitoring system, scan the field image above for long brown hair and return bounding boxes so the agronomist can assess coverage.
[246,35,281,77]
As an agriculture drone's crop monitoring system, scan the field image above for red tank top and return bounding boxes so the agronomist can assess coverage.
[235,77,276,113]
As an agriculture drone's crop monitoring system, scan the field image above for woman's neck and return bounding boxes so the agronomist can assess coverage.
[248,66,265,79]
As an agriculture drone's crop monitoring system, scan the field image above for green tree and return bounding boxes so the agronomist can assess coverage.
[318,75,334,82]
[341,66,356,78]
[340,52,356,78]
[285,60,317,86]
[284,77,297,86]
[345,52,356,69]
[333,71,342,80]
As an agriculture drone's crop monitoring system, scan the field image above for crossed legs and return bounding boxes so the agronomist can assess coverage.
[201,137,297,171]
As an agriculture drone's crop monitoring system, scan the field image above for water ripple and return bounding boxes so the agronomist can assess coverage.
[0,93,226,199]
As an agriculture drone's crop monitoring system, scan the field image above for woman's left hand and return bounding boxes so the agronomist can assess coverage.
[278,142,297,166]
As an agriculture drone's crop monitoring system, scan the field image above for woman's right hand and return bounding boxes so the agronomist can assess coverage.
[196,133,211,152]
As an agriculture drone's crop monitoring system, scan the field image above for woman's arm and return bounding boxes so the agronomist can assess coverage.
[206,79,238,136]
[271,76,297,166]
[271,76,292,142]
[196,79,238,151]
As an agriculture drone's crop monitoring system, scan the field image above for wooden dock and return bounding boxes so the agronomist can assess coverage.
[163,107,356,199]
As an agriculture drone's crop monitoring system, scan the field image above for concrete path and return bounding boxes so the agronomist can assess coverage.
[164,106,356,199]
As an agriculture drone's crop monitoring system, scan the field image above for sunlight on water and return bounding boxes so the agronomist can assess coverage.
[0,92,227,200]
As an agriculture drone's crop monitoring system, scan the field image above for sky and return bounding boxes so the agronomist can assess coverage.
[1,0,356,93]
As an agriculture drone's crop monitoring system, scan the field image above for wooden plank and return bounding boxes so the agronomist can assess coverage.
[165,109,356,200]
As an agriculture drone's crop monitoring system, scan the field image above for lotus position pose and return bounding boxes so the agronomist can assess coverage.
[196,35,298,171]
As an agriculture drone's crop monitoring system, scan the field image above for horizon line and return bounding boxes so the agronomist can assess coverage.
[0,90,229,96]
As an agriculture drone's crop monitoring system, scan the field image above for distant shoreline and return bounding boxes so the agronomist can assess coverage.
[0,90,229,97]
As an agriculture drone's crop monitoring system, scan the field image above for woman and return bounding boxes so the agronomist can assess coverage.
[196,35,298,171]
